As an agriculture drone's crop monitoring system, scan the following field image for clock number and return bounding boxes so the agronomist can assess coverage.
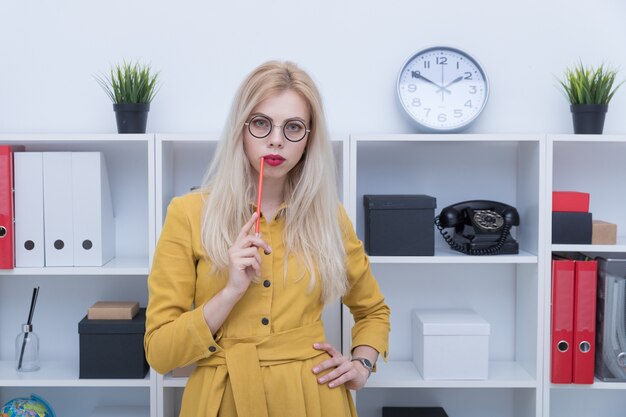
[464,100,472,108]
[411,71,421,79]
[464,72,473,80]
[423,108,431,118]
[438,113,447,122]
[407,83,417,93]
[454,109,463,118]
[412,98,421,107]
[424,61,431,69]
[456,62,460,69]
[469,86,477,94]
[436,57,448,65]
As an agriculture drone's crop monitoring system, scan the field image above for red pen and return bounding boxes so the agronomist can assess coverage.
[255,156,264,235]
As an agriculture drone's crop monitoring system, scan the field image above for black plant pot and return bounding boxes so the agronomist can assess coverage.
[113,103,150,134]
[570,104,608,134]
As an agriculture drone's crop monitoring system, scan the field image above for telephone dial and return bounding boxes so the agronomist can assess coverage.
[434,200,520,255]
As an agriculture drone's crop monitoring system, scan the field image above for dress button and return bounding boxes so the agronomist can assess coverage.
[209,346,216,352]
[261,317,269,325]
[263,280,271,288]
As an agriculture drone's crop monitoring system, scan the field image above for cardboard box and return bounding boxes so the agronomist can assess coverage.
[592,220,617,245]
[552,191,590,212]
[79,308,149,379]
[552,212,592,244]
[412,309,490,380]
[363,195,436,256]
[88,301,140,320]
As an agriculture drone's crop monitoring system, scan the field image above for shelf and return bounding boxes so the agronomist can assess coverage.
[163,373,188,387]
[552,238,626,253]
[352,133,541,142]
[0,359,150,387]
[550,379,626,390]
[369,247,537,264]
[0,257,149,276]
[0,133,153,143]
[549,134,626,143]
[365,361,536,388]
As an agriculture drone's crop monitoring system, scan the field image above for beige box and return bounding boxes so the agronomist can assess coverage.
[88,301,140,320]
[172,363,197,377]
[592,220,617,245]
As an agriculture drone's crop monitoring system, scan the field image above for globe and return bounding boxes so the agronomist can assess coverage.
[0,394,55,417]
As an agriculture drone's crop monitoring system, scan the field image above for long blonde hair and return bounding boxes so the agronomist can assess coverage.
[199,61,347,303]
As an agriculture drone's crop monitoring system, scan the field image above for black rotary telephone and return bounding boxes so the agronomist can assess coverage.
[434,200,520,255]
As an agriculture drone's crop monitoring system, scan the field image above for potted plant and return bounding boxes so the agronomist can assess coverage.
[559,62,623,134]
[96,60,160,134]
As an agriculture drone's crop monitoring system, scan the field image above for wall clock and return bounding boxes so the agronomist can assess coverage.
[397,46,489,132]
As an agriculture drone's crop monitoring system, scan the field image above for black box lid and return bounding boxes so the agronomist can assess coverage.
[78,308,146,334]
[364,194,436,210]
[382,407,449,417]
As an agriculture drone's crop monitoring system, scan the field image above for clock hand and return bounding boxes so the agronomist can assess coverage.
[415,74,451,94]
[441,64,445,102]
[436,75,464,93]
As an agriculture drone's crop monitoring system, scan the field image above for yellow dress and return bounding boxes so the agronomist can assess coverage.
[145,192,390,417]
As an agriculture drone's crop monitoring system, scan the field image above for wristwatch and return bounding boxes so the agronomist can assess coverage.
[351,357,373,378]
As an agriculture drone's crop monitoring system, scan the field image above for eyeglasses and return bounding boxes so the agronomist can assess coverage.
[244,114,310,143]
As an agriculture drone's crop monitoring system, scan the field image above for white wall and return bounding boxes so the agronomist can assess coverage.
[1,0,625,135]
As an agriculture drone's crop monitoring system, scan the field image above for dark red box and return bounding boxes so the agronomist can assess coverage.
[552,191,589,212]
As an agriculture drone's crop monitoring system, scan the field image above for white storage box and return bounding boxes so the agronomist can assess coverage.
[412,309,490,380]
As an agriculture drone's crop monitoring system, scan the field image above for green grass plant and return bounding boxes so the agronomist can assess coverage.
[96,60,160,104]
[559,62,622,105]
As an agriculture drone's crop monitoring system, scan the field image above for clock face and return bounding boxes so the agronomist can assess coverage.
[397,46,489,132]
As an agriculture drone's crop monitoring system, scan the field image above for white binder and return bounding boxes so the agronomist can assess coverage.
[43,152,74,266]
[71,152,115,266]
[13,152,45,267]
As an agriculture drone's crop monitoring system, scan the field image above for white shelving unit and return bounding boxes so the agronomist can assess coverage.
[543,135,626,417]
[0,134,156,417]
[346,134,545,417]
[3,132,625,417]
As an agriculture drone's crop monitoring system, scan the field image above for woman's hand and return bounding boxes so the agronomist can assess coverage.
[226,212,272,297]
[312,342,369,391]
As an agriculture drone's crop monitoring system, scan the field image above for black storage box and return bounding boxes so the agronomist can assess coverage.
[78,308,149,379]
[364,195,436,256]
[552,212,592,244]
[382,407,449,417]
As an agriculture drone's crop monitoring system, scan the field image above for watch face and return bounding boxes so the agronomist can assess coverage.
[397,46,489,132]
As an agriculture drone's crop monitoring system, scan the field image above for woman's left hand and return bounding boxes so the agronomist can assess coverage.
[312,342,369,391]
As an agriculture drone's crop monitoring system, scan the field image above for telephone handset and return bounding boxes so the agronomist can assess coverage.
[434,200,520,255]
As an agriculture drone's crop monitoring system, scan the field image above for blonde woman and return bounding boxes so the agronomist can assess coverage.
[145,61,390,417]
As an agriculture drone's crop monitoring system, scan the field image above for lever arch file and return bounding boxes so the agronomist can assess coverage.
[71,152,115,266]
[43,152,74,266]
[0,145,24,269]
[551,259,575,383]
[14,152,45,267]
[595,256,626,381]
[572,260,598,384]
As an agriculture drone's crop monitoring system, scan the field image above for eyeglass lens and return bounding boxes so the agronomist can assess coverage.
[248,115,307,142]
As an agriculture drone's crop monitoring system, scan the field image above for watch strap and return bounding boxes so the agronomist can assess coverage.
[351,357,373,378]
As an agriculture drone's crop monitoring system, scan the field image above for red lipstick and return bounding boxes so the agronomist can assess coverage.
[264,154,285,167]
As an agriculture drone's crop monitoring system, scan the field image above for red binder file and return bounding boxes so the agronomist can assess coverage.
[572,260,598,384]
[0,145,24,269]
[551,259,575,383]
